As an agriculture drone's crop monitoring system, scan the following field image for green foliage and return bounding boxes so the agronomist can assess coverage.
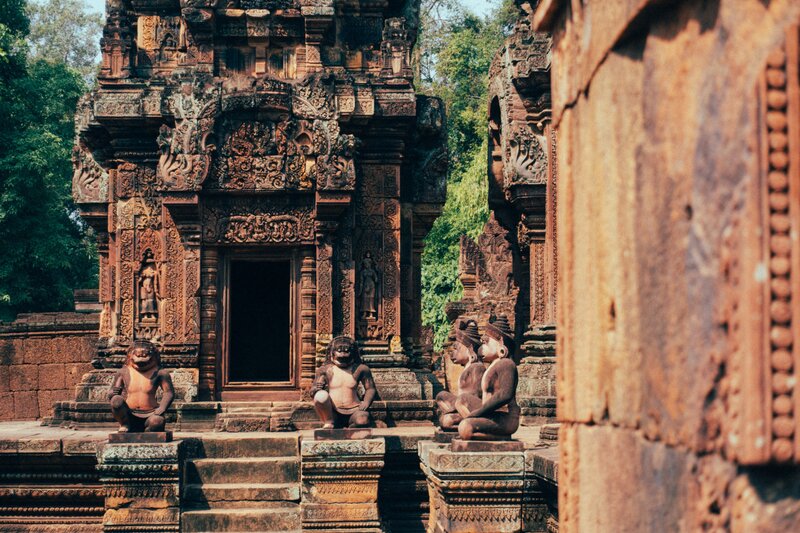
[422,142,490,347]
[27,0,103,82]
[0,0,29,80]
[0,1,99,321]
[418,0,517,348]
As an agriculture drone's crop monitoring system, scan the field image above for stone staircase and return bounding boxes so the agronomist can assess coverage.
[181,434,302,532]
[213,402,273,432]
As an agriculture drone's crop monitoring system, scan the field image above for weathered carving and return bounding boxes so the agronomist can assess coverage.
[202,199,315,244]
[507,124,547,185]
[157,77,220,191]
[381,18,413,80]
[457,315,520,440]
[358,252,379,321]
[436,319,486,431]
[72,143,108,203]
[723,30,800,465]
[137,249,161,325]
[109,341,175,433]
[312,336,377,428]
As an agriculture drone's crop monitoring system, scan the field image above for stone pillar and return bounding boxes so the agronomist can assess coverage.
[300,437,385,531]
[96,441,182,532]
[419,442,526,533]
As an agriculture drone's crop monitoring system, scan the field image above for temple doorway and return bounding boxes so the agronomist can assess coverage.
[220,255,298,400]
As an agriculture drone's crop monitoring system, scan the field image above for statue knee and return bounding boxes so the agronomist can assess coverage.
[145,415,165,431]
[110,395,126,410]
[313,390,330,405]
[458,419,474,440]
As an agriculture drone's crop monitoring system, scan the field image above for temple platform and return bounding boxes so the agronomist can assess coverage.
[0,422,556,533]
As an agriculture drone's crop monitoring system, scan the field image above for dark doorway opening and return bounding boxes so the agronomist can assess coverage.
[228,260,291,383]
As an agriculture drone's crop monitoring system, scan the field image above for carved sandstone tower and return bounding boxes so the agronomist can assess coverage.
[68,0,446,424]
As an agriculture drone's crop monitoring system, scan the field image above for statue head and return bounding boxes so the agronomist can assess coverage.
[125,340,161,372]
[479,314,515,363]
[328,336,360,368]
[452,318,481,365]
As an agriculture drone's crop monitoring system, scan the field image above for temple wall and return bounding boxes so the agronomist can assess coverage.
[538,0,800,530]
[0,312,98,421]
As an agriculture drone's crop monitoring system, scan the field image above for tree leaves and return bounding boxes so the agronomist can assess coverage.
[419,0,517,349]
[0,2,99,321]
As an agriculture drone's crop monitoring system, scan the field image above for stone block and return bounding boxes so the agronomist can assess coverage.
[38,389,71,419]
[420,442,526,533]
[0,392,13,420]
[9,365,38,391]
[0,366,9,392]
[18,438,61,454]
[98,440,183,532]
[65,362,93,387]
[0,338,25,365]
[301,437,385,531]
[13,390,39,419]
[451,439,525,452]
[108,431,173,443]
[314,427,373,440]
[23,337,59,364]
[39,363,66,390]
[63,437,103,456]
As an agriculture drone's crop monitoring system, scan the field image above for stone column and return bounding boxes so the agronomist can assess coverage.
[419,443,526,533]
[300,437,385,531]
[96,441,183,532]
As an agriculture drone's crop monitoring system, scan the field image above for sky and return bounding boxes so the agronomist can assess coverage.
[86,0,494,17]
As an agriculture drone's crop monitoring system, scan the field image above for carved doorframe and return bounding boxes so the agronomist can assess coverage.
[216,247,303,401]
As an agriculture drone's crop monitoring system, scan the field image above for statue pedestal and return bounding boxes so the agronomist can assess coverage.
[108,431,173,443]
[314,428,373,440]
[418,440,526,533]
[97,440,183,532]
[300,437,385,531]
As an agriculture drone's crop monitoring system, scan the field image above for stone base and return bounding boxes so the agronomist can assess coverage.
[451,438,524,452]
[301,438,385,531]
[434,429,458,443]
[108,432,173,443]
[314,428,373,440]
[419,441,526,533]
[97,440,182,532]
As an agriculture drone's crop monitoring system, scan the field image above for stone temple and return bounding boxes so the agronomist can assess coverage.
[3,0,800,531]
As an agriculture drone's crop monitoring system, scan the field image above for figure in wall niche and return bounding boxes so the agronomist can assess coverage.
[109,340,175,433]
[138,249,161,323]
[456,315,520,440]
[435,319,485,431]
[312,336,377,429]
[358,252,379,321]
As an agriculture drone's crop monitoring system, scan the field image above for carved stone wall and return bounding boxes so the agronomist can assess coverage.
[0,312,98,421]
[72,0,446,408]
[536,0,800,530]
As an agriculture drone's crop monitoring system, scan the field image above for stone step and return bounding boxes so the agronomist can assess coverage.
[181,507,301,532]
[199,434,298,458]
[183,483,301,507]
[214,415,270,433]
[185,458,299,485]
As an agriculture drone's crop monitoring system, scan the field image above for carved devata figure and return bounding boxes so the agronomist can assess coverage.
[358,252,379,320]
[312,336,377,429]
[109,340,175,433]
[138,249,161,323]
[456,315,520,440]
[435,319,485,431]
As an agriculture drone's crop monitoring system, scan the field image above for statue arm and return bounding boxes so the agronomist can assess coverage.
[467,361,517,419]
[108,371,125,400]
[154,370,175,416]
[311,366,329,395]
[358,366,378,411]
